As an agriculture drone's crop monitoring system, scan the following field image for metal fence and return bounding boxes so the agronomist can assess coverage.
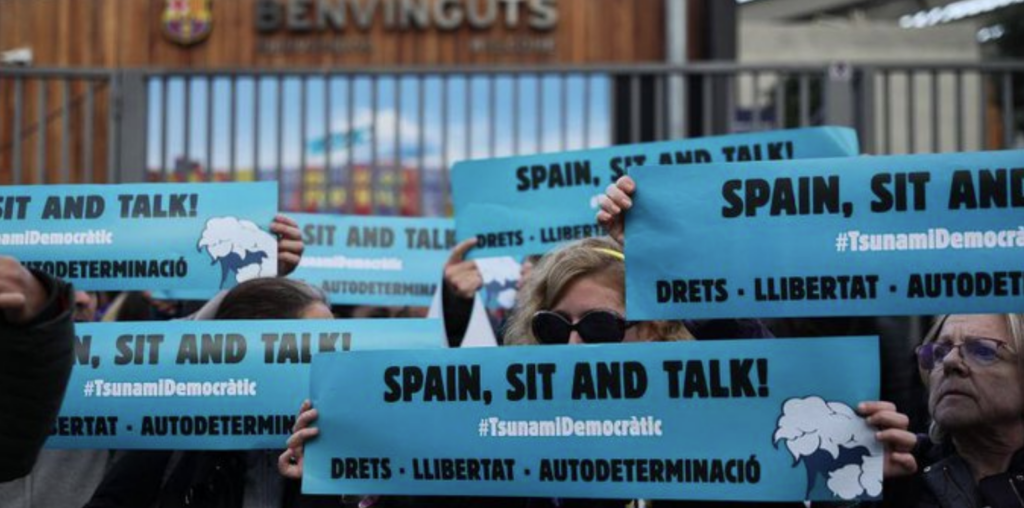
[2,61,1023,214]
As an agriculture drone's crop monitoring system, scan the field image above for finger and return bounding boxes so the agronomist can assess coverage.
[876,429,917,452]
[889,453,918,475]
[271,223,303,242]
[299,399,312,413]
[277,449,306,479]
[857,401,897,415]
[447,238,478,264]
[596,211,613,225]
[606,185,633,210]
[0,294,26,309]
[278,253,301,271]
[274,214,300,229]
[286,427,319,451]
[278,239,305,255]
[867,410,909,430]
[598,194,620,216]
[446,260,479,276]
[616,175,636,194]
[293,408,319,432]
[277,451,299,478]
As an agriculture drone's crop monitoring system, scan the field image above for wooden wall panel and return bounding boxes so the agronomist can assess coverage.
[0,0,666,69]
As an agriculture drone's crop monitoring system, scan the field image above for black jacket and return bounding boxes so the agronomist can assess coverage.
[907,438,1024,508]
[0,269,74,482]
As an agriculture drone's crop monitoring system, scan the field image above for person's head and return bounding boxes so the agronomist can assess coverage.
[215,278,331,321]
[516,254,543,291]
[73,290,98,323]
[917,314,1024,443]
[505,237,692,346]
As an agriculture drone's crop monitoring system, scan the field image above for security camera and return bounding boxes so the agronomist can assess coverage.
[1,48,33,67]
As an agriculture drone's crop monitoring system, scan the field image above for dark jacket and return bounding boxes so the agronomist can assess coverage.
[0,269,74,482]
[908,437,1024,508]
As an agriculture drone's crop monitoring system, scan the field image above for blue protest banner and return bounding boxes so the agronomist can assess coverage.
[625,150,1024,320]
[0,182,278,291]
[304,337,881,502]
[48,319,444,449]
[289,214,454,306]
[451,127,859,258]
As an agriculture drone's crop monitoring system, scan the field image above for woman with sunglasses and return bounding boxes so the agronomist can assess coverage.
[903,314,1024,508]
[502,236,691,346]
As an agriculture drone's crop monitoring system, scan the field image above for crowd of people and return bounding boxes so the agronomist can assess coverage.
[1,177,1022,508]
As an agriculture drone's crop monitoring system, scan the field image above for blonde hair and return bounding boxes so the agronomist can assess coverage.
[503,237,693,345]
[920,313,1024,442]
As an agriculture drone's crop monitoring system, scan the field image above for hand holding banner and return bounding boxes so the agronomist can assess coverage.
[304,338,882,502]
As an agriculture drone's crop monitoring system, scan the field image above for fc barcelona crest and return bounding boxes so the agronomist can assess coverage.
[161,0,213,47]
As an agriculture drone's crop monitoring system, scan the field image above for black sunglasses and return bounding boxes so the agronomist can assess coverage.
[531,310,635,345]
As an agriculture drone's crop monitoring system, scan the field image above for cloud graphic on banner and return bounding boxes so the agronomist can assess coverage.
[773,396,883,500]
[197,217,277,288]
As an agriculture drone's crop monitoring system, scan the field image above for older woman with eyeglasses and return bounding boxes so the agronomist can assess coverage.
[907,314,1024,508]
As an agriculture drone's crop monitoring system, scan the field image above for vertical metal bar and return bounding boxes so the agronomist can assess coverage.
[371,75,378,214]
[630,75,640,143]
[654,74,665,141]
[536,75,543,152]
[955,70,964,152]
[465,75,472,160]
[882,71,891,154]
[701,74,712,136]
[13,78,23,184]
[679,71,689,138]
[931,71,940,152]
[907,72,916,153]
[560,74,568,150]
[61,80,71,183]
[254,77,260,180]
[37,79,48,182]
[184,77,192,173]
[161,77,169,178]
[300,77,308,209]
[230,77,237,179]
[980,71,989,150]
[324,74,332,212]
[206,78,214,180]
[84,82,94,183]
[752,72,761,132]
[107,76,119,183]
[418,77,425,215]
[799,73,810,127]
[774,73,785,130]
[489,76,497,157]
[395,76,402,215]
[582,75,590,147]
[347,76,355,214]
[1002,72,1013,149]
[276,76,284,200]
[441,76,449,214]
[727,73,737,133]
[512,75,520,154]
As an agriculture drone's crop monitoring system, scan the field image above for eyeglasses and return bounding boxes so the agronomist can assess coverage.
[531,310,635,345]
[915,336,1012,370]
